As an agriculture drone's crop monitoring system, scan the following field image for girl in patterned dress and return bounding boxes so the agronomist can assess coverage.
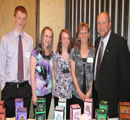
[52,29,73,119]
[30,26,53,119]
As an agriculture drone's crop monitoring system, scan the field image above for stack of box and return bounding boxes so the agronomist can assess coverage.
[54,106,64,120]
[0,101,5,120]
[119,102,130,120]
[95,100,108,120]
[84,98,93,119]
[58,98,66,120]
[35,97,46,120]
[15,98,25,120]
[70,104,81,120]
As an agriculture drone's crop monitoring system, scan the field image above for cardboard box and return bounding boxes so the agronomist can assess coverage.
[17,107,27,120]
[54,106,64,120]
[35,108,46,120]
[0,108,6,120]
[58,98,66,120]
[78,113,91,120]
[119,113,130,120]
[0,101,4,109]
[70,104,81,120]
[99,100,108,114]
[95,109,107,120]
[84,98,93,118]
[15,98,23,120]
[119,102,130,119]
[37,97,46,111]
[119,102,130,114]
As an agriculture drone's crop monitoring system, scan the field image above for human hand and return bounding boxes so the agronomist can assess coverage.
[32,94,37,105]
[79,91,86,101]
[85,91,91,99]
[51,95,54,99]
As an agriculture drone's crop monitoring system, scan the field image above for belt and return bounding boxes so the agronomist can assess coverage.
[62,68,70,73]
[6,81,28,88]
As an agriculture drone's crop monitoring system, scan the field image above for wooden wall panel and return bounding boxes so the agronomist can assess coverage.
[0,0,36,47]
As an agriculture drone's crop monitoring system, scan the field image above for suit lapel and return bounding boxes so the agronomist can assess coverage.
[93,37,100,69]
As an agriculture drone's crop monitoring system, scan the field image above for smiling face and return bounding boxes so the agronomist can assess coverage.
[78,27,90,44]
[97,13,111,39]
[43,29,53,48]
[61,32,70,49]
[14,11,27,33]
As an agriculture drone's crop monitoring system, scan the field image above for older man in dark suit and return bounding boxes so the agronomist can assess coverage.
[92,12,130,118]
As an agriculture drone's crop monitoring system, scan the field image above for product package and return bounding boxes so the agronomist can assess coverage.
[0,108,6,120]
[54,106,64,120]
[37,97,46,111]
[84,98,93,118]
[58,98,66,120]
[119,102,130,120]
[15,98,23,120]
[17,107,27,120]
[35,108,46,120]
[70,104,81,120]
[78,113,91,120]
[99,100,109,114]
[95,109,107,120]
[0,101,4,109]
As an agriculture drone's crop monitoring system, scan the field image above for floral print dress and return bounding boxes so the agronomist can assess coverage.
[52,51,73,99]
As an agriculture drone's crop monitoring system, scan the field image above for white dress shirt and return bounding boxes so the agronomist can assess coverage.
[0,29,33,90]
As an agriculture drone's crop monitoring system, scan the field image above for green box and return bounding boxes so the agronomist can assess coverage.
[35,108,46,120]
[96,109,107,120]
[99,100,109,114]
[37,97,46,111]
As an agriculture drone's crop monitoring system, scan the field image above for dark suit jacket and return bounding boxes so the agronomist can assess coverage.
[93,32,130,117]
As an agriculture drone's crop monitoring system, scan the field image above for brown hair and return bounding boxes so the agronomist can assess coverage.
[14,6,27,17]
[75,22,93,49]
[57,29,73,54]
[40,26,54,56]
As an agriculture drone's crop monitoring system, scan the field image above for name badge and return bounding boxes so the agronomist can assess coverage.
[87,57,93,63]
[25,52,30,58]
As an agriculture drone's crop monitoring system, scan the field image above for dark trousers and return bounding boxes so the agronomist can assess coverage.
[54,96,72,119]
[33,93,52,119]
[72,95,84,114]
[2,82,32,118]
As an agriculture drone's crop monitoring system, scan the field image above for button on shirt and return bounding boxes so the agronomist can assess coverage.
[0,29,33,90]
[94,31,111,80]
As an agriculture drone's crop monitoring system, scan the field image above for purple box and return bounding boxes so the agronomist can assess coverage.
[70,104,81,120]
[15,98,23,120]
[84,98,93,118]
[17,107,27,120]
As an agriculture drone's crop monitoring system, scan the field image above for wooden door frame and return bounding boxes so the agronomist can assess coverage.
[36,0,40,46]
